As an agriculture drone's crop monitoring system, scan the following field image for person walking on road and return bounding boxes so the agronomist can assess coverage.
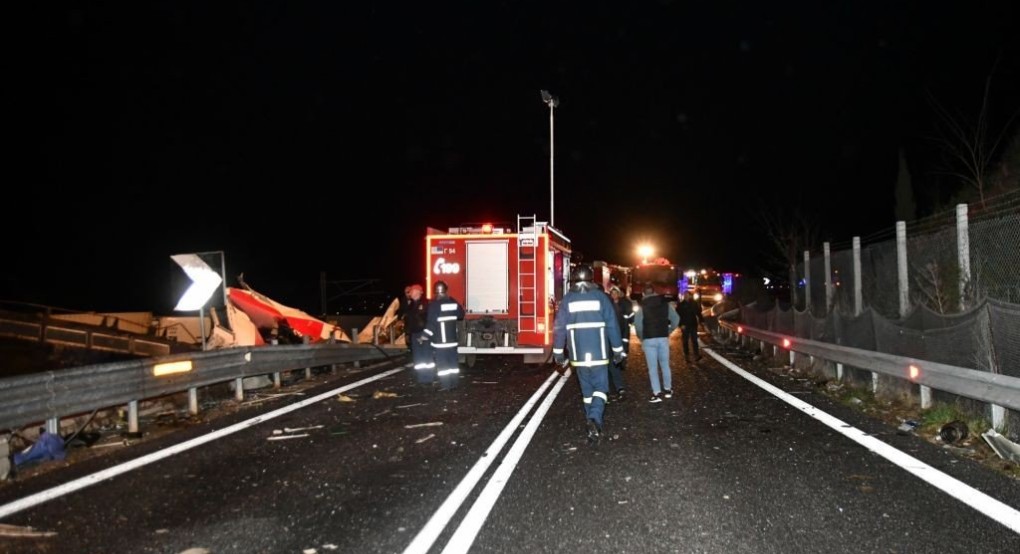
[423,280,465,391]
[607,285,634,399]
[553,264,626,445]
[633,285,679,403]
[402,284,435,385]
[676,291,705,362]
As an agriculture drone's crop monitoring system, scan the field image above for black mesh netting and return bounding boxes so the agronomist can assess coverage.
[830,248,856,313]
[860,239,900,319]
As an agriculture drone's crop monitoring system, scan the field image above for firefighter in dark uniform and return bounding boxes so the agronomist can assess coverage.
[553,264,626,444]
[403,284,434,384]
[423,280,465,391]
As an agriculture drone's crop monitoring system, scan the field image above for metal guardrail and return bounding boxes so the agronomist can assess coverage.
[713,320,1020,413]
[0,342,407,432]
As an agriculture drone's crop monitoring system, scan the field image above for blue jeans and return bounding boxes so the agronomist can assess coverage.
[642,336,672,395]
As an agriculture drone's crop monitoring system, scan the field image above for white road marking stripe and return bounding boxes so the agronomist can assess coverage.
[441,368,572,554]
[402,370,564,554]
[704,347,1020,535]
[0,365,407,520]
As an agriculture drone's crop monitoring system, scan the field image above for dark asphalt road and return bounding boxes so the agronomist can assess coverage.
[1,333,1018,554]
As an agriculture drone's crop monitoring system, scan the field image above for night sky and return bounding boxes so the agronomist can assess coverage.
[8,1,1019,315]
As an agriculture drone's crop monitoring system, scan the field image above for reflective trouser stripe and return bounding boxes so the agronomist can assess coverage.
[437,368,461,376]
[571,360,609,367]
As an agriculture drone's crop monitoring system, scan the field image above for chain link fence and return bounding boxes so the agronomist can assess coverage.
[750,191,1020,437]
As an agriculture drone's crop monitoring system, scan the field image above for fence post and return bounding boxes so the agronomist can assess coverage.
[824,241,832,312]
[896,221,909,318]
[956,203,970,311]
[852,236,862,316]
[305,334,313,379]
[803,250,811,313]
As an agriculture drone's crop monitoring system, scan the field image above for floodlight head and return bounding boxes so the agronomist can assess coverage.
[541,89,559,107]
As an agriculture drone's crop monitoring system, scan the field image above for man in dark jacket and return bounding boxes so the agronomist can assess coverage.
[675,291,705,362]
[607,286,634,399]
[403,284,434,384]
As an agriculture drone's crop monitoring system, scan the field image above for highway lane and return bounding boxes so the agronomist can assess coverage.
[1,336,1018,553]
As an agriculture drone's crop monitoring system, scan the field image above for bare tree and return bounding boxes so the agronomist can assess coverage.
[928,65,1019,209]
[752,198,821,308]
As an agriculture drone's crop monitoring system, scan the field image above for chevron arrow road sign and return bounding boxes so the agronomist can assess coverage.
[171,253,223,311]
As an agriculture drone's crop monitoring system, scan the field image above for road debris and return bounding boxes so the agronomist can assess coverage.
[284,425,324,433]
[336,394,356,403]
[405,422,444,429]
[415,434,436,444]
[0,523,57,538]
[396,403,425,409]
[373,391,399,399]
[267,434,309,441]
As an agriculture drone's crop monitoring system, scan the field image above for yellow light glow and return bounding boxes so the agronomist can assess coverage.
[909,364,921,381]
[153,360,193,377]
[637,244,654,263]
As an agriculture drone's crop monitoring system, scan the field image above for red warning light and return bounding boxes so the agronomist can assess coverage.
[481,223,493,234]
[782,338,792,349]
[909,364,920,381]
[736,325,744,334]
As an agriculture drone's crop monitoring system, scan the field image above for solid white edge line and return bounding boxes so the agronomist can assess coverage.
[0,365,407,520]
[704,347,1020,535]
[441,368,572,554]
[401,370,563,554]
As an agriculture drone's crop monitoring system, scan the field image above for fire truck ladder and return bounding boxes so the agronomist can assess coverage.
[517,214,539,335]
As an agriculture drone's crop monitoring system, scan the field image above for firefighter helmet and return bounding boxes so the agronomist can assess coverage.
[569,264,594,292]
[570,264,594,283]
[434,280,449,296]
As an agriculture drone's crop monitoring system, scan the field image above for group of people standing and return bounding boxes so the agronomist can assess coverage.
[397,281,465,391]
[553,264,705,444]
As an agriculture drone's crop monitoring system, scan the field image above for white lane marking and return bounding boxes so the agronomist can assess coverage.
[0,365,407,520]
[402,370,564,554]
[704,348,1020,535]
[441,368,572,554]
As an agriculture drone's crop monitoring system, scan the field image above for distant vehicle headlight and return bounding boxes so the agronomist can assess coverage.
[692,293,700,300]
[714,293,723,302]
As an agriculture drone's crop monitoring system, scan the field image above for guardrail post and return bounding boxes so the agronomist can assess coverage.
[992,405,1005,431]
[235,378,244,401]
[803,250,811,313]
[128,400,139,435]
[372,325,380,345]
[273,371,281,388]
[852,237,862,316]
[45,417,59,435]
[304,334,313,378]
[836,362,844,381]
[823,242,832,312]
[956,203,970,311]
[352,327,361,368]
[188,388,198,415]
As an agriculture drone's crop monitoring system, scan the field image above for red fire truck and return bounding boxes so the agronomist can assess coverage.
[630,257,681,300]
[424,215,571,365]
